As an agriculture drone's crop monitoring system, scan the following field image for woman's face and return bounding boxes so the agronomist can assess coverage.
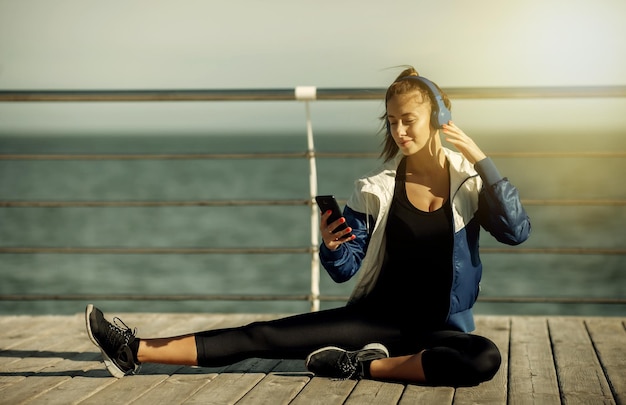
[386,91,437,156]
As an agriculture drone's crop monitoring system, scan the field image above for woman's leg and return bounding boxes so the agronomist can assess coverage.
[137,327,501,386]
[138,335,197,365]
[421,332,501,386]
[193,305,403,367]
[88,304,498,385]
[135,305,403,367]
[369,351,426,383]
[369,331,501,386]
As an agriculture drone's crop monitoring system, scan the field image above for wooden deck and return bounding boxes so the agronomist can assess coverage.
[0,313,624,404]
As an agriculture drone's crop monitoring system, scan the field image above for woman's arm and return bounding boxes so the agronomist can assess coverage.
[475,158,532,245]
[442,121,531,245]
[319,206,373,283]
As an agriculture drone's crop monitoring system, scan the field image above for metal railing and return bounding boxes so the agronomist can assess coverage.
[1,86,625,310]
[2,85,626,102]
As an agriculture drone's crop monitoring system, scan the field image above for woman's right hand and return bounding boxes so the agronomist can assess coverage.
[320,210,355,251]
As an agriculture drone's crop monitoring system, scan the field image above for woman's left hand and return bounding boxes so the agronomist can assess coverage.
[441,121,487,164]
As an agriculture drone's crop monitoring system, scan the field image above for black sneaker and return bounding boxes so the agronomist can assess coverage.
[85,304,141,378]
[305,343,389,380]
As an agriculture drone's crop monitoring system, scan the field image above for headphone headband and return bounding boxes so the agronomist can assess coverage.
[396,75,452,129]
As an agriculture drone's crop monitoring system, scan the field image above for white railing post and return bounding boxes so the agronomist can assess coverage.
[296,86,320,312]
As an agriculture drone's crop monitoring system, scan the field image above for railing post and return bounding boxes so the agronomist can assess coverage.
[296,86,320,312]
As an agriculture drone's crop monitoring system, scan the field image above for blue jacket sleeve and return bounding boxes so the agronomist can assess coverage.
[318,206,374,283]
[475,157,532,245]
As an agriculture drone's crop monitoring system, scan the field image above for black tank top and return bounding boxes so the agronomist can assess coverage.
[366,158,454,327]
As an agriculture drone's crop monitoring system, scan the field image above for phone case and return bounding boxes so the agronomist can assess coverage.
[315,195,348,232]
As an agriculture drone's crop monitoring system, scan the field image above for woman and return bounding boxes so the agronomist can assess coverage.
[86,66,531,386]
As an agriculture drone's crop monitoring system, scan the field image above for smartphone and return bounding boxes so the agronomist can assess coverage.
[315,195,351,236]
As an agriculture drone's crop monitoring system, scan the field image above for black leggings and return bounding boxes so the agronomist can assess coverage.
[194,304,501,387]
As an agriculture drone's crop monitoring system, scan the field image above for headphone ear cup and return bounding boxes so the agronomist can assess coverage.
[434,105,452,129]
[432,110,440,128]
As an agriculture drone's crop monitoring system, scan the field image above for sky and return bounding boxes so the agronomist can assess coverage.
[0,0,625,137]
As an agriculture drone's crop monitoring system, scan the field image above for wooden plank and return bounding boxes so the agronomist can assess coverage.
[222,357,281,374]
[0,353,105,397]
[131,373,216,405]
[454,316,510,405]
[398,385,454,404]
[0,318,97,393]
[23,375,117,404]
[30,351,116,404]
[231,359,313,405]
[344,379,404,404]
[0,375,71,404]
[79,374,180,405]
[182,373,266,405]
[585,317,626,405]
[4,334,93,372]
[0,316,70,352]
[0,315,20,336]
[208,358,308,405]
[289,377,357,405]
[548,317,615,404]
[270,359,309,374]
[0,315,38,340]
[508,316,561,405]
[236,373,310,405]
[0,315,66,339]
[0,319,97,405]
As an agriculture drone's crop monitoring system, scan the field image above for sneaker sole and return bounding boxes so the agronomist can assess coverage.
[85,304,127,379]
[305,343,389,367]
[355,343,390,361]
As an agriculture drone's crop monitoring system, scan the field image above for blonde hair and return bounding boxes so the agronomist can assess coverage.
[380,66,451,162]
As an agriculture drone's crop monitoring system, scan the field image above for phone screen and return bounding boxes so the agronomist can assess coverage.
[315,195,349,234]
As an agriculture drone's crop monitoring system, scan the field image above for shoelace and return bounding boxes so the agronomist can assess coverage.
[105,317,137,347]
[338,352,359,379]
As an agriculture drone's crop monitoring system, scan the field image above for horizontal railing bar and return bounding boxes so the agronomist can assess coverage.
[1,151,624,161]
[1,86,625,102]
[476,297,626,304]
[521,199,626,206]
[446,86,626,99]
[0,294,624,305]
[0,294,314,301]
[481,247,626,255]
[488,152,626,158]
[0,247,314,254]
[321,152,626,159]
[0,199,312,208]
[0,247,623,255]
[1,199,624,208]
[0,152,309,160]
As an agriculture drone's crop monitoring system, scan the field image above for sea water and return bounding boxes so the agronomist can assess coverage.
[0,131,624,316]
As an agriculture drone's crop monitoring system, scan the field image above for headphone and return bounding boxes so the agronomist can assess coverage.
[386,76,452,130]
